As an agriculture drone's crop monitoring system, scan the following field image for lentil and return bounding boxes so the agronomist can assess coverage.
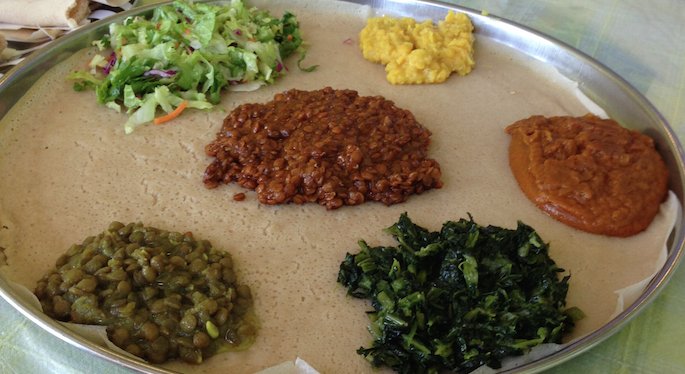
[34,222,257,364]
[506,114,669,236]
[203,87,443,209]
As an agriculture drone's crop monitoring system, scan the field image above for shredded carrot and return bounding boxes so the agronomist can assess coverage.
[154,101,188,125]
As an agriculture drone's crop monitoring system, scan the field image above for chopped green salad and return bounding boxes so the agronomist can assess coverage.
[338,213,583,374]
[70,0,307,133]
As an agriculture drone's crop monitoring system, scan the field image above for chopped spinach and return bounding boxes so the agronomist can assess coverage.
[337,213,582,374]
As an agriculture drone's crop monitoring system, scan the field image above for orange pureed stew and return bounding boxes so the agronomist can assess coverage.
[505,114,669,237]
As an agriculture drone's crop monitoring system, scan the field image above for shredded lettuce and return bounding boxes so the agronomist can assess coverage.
[69,0,306,133]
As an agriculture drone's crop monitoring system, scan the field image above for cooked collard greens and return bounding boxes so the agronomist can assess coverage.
[337,213,583,374]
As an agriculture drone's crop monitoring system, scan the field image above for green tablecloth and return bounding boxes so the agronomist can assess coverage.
[1,0,684,373]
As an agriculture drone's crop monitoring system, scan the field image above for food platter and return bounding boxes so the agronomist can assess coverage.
[0,0,684,373]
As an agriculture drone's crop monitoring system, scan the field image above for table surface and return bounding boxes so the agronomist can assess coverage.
[1,0,684,373]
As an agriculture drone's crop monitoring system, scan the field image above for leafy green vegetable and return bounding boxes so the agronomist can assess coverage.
[296,50,319,72]
[69,0,307,133]
[337,213,582,374]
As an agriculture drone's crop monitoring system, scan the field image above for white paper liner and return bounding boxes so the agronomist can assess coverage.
[255,357,321,374]
[472,343,564,373]
[531,61,610,119]
[611,190,680,318]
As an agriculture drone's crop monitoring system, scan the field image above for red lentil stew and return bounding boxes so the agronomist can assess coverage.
[506,114,669,237]
[204,87,443,209]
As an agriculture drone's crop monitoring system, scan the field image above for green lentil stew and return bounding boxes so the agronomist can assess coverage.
[34,222,257,364]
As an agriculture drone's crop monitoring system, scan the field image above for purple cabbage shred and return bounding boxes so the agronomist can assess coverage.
[103,52,117,75]
[144,69,177,78]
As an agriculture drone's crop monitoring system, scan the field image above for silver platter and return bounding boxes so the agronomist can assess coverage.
[0,1,683,373]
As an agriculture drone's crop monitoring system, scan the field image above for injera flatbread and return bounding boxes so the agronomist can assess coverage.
[0,0,89,28]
